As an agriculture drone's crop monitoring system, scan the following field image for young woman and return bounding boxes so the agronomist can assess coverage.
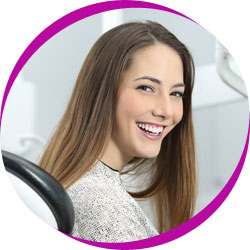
[39,21,197,243]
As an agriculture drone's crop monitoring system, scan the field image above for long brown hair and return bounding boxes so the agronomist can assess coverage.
[39,21,196,234]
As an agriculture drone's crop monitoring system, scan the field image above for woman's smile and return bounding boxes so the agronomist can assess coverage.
[136,122,166,140]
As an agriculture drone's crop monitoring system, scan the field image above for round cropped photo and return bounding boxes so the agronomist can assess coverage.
[1,3,249,249]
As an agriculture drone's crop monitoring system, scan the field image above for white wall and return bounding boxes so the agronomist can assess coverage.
[193,99,249,212]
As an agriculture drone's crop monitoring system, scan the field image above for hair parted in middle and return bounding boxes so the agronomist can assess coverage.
[39,20,197,233]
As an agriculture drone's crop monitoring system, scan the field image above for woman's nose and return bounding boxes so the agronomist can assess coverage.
[152,95,174,120]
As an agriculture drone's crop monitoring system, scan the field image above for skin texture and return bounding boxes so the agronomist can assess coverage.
[100,44,184,171]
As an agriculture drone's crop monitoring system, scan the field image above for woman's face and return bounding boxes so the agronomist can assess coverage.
[104,44,185,167]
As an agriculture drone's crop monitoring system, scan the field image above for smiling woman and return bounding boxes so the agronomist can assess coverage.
[39,21,196,243]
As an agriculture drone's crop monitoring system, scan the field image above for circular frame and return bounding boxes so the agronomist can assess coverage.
[0,1,249,249]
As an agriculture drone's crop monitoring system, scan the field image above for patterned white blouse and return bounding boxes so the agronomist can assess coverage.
[67,161,158,243]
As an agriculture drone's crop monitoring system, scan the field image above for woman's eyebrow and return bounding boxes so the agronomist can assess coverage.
[134,76,185,88]
[172,83,185,88]
[134,76,161,84]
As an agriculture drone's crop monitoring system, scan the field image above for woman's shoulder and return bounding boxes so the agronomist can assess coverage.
[66,162,159,242]
[67,161,122,200]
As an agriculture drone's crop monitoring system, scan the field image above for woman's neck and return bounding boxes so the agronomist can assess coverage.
[99,139,132,171]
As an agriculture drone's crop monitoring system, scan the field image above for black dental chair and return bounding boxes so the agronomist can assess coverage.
[2,150,74,234]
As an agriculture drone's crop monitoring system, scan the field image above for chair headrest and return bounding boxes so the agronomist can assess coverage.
[2,150,75,234]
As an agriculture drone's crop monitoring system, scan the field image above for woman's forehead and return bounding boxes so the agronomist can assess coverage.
[122,44,184,84]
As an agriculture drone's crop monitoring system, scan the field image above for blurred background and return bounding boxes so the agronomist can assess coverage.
[1,8,249,221]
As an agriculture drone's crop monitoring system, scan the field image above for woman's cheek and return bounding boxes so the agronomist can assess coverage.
[174,104,184,124]
[119,92,148,117]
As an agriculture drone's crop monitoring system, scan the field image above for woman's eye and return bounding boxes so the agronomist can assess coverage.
[171,91,184,98]
[137,85,153,92]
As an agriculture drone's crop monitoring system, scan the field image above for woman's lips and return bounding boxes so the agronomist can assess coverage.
[136,122,165,140]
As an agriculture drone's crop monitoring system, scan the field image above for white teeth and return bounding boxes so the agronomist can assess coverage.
[136,122,163,134]
[158,127,163,133]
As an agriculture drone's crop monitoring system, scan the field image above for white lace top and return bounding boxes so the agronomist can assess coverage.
[67,161,158,243]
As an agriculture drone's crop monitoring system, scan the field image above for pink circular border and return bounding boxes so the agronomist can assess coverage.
[0,1,249,249]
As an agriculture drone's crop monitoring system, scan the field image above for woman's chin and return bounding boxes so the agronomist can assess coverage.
[135,148,161,159]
